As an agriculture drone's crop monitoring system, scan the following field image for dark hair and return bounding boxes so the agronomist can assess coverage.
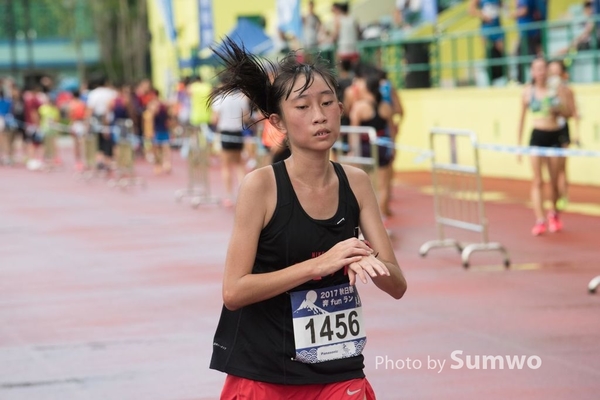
[340,59,353,73]
[353,62,380,79]
[365,73,383,105]
[333,2,349,13]
[549,59,567,74]
[209,36,339,120]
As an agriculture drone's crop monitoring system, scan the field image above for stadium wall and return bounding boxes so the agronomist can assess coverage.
[394,84,600,186]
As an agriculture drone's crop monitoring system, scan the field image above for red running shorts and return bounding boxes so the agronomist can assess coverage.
[220,374,376,400]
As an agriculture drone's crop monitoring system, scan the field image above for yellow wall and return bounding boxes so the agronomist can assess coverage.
[395,84,600,186]
[147,0,353,96]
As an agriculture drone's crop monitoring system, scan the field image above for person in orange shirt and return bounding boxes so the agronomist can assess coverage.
[68,90,88,171]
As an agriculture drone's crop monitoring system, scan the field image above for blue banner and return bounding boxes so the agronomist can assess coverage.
[198,0,214,51]
[155,0,177,43]
[277,0,302,40]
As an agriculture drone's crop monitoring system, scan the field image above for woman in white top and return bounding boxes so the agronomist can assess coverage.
[211,90,252,207]
[331,2,360,64]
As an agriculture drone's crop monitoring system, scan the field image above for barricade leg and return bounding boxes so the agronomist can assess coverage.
[41,133,63,172]
[419,238,463,257]
[108,134,145,190]
[81,132,98,180]
[588,276,600,294]
[174,126,219,208]
[461,242,510,269]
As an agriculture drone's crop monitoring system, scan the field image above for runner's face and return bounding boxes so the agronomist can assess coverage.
[547,63,562,78]
[277,74,342,151]
[531,60,547,83]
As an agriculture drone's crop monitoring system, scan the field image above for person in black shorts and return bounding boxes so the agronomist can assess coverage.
[517,58,573,236]
[211,87,251,207]
[350,70,396,221]
[208,37,407,400]
[548,59,580,211]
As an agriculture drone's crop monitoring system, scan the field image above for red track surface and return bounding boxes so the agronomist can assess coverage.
[1,148,599,400]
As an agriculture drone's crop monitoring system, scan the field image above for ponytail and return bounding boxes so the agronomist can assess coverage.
[209,37,277,119]
[209,36,339,120]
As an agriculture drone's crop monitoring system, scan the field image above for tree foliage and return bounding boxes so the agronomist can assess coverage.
[89,0,150,85]
[38,0,150,85]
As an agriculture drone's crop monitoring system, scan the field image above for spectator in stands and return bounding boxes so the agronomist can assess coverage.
[302,0,322,57]
[577,1,599,51]
[513,0,544,83]
[469,0,506,82]
[331,2,361,65]
[593,0,600,47]
[555,1,595,55]
[394,0,424,29]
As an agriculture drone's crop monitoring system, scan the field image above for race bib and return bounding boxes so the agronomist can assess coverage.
[290,283,366,364]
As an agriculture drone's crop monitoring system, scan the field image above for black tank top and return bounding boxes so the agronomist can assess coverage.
[210,161,364,384]
[360,102,388,140]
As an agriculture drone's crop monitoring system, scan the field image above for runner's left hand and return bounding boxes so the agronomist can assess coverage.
[347,254,390,285]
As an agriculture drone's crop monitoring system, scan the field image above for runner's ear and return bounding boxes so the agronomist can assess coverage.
[269,114,287,135]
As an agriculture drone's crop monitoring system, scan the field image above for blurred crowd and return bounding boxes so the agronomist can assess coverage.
[0,74,180,175]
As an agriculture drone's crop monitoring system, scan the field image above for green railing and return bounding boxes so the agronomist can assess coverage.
[318,16,600,89]
[0,0,95,41]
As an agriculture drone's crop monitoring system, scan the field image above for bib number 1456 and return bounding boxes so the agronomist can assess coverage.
[290,283,366,364]
[304,310,360,344]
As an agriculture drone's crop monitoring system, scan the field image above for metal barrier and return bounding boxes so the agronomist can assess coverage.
[40,130,62,172]
[174,124,219,208]
[419,127,510,269]
[76,130,99,181]
[589,276,600,294]
[108,119,145,189]
[332,125,379,188]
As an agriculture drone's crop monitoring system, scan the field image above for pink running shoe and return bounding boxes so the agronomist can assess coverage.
[531,221,546,236]
[548,212,563,233]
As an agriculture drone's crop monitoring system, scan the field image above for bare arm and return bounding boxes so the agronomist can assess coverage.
[331,16,341,43]
[573,21,594,48]
[565,86,580,143]
[344,166,407,299]
[222,168,374,310]
[394,5,404,27]
[390,87,404,138]
[469,0,483,19]
[513,0,528,19]
[349,99,367,153]
[517,87,529,147]
[390,87,404,119]
[555,85,574,119]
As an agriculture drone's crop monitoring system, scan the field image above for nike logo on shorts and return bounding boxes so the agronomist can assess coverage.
[347,388,361,396]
